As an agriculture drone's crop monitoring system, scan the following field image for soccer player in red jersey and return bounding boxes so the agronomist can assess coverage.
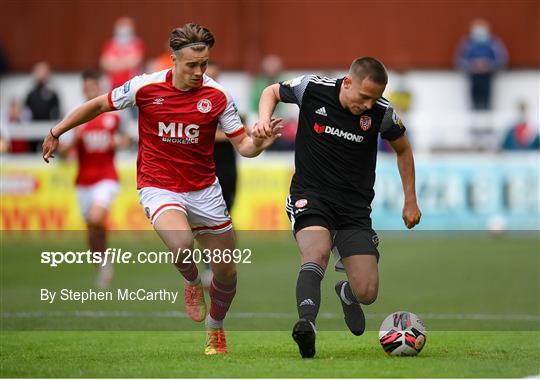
[59,70,131,288]
[42,23,281,355]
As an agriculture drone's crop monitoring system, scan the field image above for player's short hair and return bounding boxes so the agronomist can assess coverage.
[81,69,101,81]
[349,57,388,85]
[170,23,215,54]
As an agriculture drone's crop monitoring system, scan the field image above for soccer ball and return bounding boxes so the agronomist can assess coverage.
[379,311,427,356]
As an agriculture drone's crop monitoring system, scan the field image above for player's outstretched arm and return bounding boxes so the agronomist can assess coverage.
[254,84,281,138]
[42,94,113,163]
[229,118,283,158]
[389,134,421,229]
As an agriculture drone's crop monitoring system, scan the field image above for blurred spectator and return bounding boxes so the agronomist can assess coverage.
[24,62,61,120]
[100,17,144,90]
[24,62,61,152]
[251,54,296,150]
[501,101,539,150]
[4,99,31,153]
[146,41,172,72]
[455,19,508,110]
[250,54,284,114]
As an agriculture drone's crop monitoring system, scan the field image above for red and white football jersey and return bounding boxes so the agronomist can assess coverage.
[108,69,244,193]
[74,112,121,186]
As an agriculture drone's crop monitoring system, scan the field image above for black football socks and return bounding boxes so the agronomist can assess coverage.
[296,262,324,322]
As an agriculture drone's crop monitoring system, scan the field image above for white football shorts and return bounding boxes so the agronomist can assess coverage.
[138,178,232,235]
[76,179,120,220]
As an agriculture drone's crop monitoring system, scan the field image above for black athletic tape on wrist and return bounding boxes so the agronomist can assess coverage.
[50,128,59,139]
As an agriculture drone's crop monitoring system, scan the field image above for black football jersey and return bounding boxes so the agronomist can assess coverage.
[279,75,406,215]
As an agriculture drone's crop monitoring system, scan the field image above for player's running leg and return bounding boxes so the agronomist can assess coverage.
[196,230,236,355]
[86,203,112,289]
[293,225,331,358]
[337,254,379,336]
[153,210,206,322]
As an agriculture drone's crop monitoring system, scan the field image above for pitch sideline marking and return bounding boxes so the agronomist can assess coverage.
[2,311,539,321]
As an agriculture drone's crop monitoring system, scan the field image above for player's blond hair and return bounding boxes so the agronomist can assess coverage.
[170,23,215,54]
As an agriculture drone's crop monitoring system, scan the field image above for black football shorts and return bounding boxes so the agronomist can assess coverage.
[285,193,379,271]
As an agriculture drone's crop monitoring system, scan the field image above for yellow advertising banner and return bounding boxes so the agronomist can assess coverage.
[1,159,293,231]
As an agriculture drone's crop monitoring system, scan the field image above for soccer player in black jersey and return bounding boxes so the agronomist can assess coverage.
[255,57,421,358]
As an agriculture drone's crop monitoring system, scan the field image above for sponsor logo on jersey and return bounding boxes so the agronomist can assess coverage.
[314,123,325,134]
[295,199,308,208]
[360,115,372,131]
[83,131,112,152]
[282,75,305,88]
[152,97,164,105]
[313,123,364,143]
[197,99,212,113]
[158,122,200,144]
[391,110,404,128]
[315,107,327,116]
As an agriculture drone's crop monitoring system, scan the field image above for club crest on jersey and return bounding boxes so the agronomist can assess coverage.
[360,116,372,131]
[295,199,308,208]
[197,99,212,113]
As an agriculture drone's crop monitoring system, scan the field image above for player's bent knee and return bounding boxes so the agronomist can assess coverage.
[351,283,378,305]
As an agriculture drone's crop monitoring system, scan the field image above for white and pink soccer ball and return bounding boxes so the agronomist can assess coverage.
[379,311,427,356]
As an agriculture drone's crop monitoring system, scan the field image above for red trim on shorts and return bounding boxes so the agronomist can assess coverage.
[192,220,232,231]
[225,127,245,138]
[151,203,186,221]
[107,92,117,110]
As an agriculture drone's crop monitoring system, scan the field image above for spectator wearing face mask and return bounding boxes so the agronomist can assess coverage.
[100,16,145,90]
[455,19,508,111]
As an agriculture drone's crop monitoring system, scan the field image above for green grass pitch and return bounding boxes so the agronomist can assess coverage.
[1,231,539,377]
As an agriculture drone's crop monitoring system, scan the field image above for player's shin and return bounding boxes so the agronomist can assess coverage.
[174,260,200,284]
[207,273,237,328]
[205,271,236,355]
[296,262,324,323]
[88,225,106,255]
